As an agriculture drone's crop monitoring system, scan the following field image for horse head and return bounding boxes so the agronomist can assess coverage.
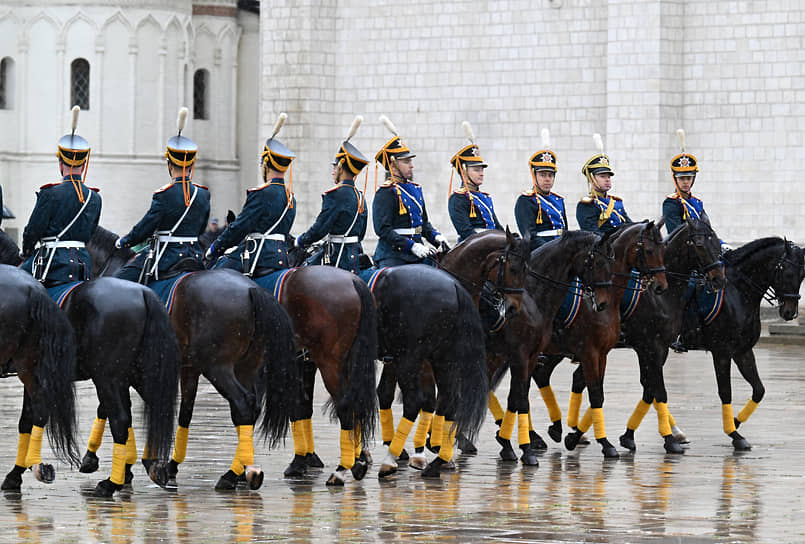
[617,221,668,295]
[87,226,134,277]
[685,218,726,291]
[771,240,805,320]
[579,230,615,312]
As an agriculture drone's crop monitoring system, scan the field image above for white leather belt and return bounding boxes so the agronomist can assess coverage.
[156,235,198,243]
[40,240,85,249]
[327,235,359,244]
[394,227,422,236]
[537,229,564,237]
[246,233,285,241]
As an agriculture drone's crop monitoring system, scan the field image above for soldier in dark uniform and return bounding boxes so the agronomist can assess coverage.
[21,106,102,288]
[295,116,369,273]
[372,115,448,268]
[115,107,210,283]
[662,129,710,235]
[447,121,502,243]
[515,129,568,251]
[576,134,632,234]
[206,112,296,276]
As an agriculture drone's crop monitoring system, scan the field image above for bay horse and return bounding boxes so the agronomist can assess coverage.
[0,232,180,496]
[0,264,79,492]
[630,237,803,451]
[530,221,668,457]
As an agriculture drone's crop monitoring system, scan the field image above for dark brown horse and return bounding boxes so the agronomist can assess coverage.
[0,264,79,492]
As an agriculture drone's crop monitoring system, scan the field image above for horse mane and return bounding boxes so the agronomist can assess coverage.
[724,237,784,264]
[0,229,21,264]
[90,225,121,250]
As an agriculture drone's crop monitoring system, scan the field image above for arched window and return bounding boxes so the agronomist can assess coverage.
[0,57,14,110]
[71,58,90,110]
[193,69,209,120]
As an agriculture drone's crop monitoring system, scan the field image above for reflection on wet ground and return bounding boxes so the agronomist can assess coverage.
[0,345,804,542]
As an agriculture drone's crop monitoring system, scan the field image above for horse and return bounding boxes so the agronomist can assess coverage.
[91,226,376,487]
[0,231,181,497]
[632,236,804,451]
[530,221,668,457]
[0,264,79,492]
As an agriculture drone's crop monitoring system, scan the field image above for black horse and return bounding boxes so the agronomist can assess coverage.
[0,231,181,497]
[0,264,79,492]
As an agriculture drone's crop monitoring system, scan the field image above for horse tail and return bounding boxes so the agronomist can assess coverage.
[450,283,489,443]
[137,288,180,462]
[30,286,80,466]
[334,277,379,445]
[253,287,297,448]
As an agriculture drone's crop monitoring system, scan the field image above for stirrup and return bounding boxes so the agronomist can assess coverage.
[670,336,688,353]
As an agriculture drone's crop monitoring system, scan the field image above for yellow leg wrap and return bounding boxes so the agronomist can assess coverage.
[172,426,189,464]
[430,415,444,448]
[111,443,127,485]
[654,402,672,436]
[14,433,30,468]
[488,391,505,422]
[353,427,362,458]
[528,410,535,432]
[722,404,736,435]
[291,421,306,456]
[413,411,434,449]
[577,408,593,433]
[339,429,355,469]
[438,420,456,462]
[627,400,651,431]
[125,428,138,465]
[389,417,414,457]
[667,411,677,427]
[517,413,530,447]
[25,426,44,467]
[87,417,106,453]
[303,418,315,455]
[142,440,152,461]
[499,410,517,441]
[737,399,759,423]
[590,408,606,440]
[379,408,395,444]
[568,392,583,428]
[539,386,562,423]
[230,425,255,475]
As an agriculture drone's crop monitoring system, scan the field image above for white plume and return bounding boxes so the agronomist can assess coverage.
[541,128,551,148]
[177,107,189,135]
[71,105,80,134]
[461,121,475,144]
[379,115,399,136]
[271,112,288,139]
[593,133,604,154]
[346,115,363,141]
[677,128,686,152]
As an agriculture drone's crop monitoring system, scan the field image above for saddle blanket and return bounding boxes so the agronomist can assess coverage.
[46,282,84,307]
[555,277,583,329]
[253,268,296,302]
[687,269,725,326]
[148,272,196,313]
[619,269,644,321]
[357,267,389,292]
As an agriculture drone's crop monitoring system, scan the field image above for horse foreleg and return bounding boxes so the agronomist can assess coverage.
[503,352,535,465]
[733,349,764,445]
[533,354,564,443]
[1,391,36,491]
[92,386,132,497]
[376,362,398,447]
[80,406,107,474]
[711,351,750,450]
[579,353,618,458]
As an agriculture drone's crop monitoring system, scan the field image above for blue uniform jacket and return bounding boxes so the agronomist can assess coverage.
[448,189,502,243]
[298,178,367,272]
[576,194,632,234]
[119,178,210,276]
[515,190,568,251]
[373,180,441,265]
[662,193,706,235]
[21,175,102,284]
[212,178,296,272]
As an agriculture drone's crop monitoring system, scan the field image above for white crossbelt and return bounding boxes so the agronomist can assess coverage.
[39,240,85,249]
[156,233,198,243]
[473,228,493,234]
[246,233,285,241]
[536,229,564,237]
[394,227,422,236]
[327,235,359,244]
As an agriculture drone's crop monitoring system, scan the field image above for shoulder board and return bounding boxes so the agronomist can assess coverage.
[192,183,209,190]
[452,188,468,195]
[405,181,420,187]
[324,185,341,194]
[87,186,101,193]
[478,190,490,195]
[248,182,271,192]
[377,181,394,189]
[579,196,593,204]
[610,195,622,201]
[39,182,60,190]
[154,183,174,194]
[550,191,564,199]
[665,192,679,199]
[520,189,535,196]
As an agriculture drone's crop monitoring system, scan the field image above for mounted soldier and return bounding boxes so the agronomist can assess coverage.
[372,115,449,268]
[206,112,296,276]
[447,121,502,243]
[21,106,102,289]
[577,133,632,234]
[662,128,709,235]
[515,128,567,251]
[294,116,369,273]
[114,107,210,284]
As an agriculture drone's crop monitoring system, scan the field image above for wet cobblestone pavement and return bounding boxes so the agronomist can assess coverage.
[0,344,804,543]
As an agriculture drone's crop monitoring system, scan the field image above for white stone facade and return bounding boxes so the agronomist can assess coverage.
[261,0,805,246]
[0,1,259,240]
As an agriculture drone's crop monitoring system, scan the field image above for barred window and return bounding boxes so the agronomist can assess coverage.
[71,58,90,110]
[0,57,14,110]
[193,69,209,120]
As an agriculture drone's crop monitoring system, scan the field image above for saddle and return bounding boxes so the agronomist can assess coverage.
[159,257,205,281]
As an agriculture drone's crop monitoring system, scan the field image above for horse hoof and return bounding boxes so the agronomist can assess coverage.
[284,455,308,478]
[496,432,517,461]
[547,421,562,443]
[167,459,179,480]
[32,463,55,484]
[398,448,410,461]
[574,429,590,445]
[361,450,373,466]
[305,452,324,469]
[456,434,478,455]
[530,431,548,451]
[598,439,619,458]
[441,460,456,471]
[148,461,170,488]
[245,466,264,490]
[351,458,368,481]
[671,425,689,444]
[124,464,134,485]
[425,435,440,454]
[733,417,741,430]
[663,435,684,454]
[564,432,581,451]
[408,454,428,471]
[619,433,637,452]
[93,478,122,498]
[377,464,397,479]
[326,470,346,486]
[1,468,23,491]
[215,470,239,490]
[422,458,445,479]
[730,432,751,451]
[79,451,99,474]
[520,448,539,467]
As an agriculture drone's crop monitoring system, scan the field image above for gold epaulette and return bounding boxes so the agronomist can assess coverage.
[551,191,564,199]
[453,187,469,195]
[39,182,60,190]
[580,196,593,204]
[521,189,535,196]
[666,192,679,199]
[87,186,101,193]
[192,183,208,190]
[610,195,622,201]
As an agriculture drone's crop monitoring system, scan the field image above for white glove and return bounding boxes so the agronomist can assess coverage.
[114,238,122,249]
[204,247,214,260]
[721,242,734,251]
[435,234,448,245]
[411,242,435,259]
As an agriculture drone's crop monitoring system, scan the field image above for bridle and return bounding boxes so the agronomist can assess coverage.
[731,241,803,308]
[612,224,666,291]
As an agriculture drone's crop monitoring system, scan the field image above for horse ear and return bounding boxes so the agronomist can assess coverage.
[227,210,236,225]
[656,216,666,230]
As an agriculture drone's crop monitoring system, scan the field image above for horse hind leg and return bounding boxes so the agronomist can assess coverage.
[711,351,751,450]
[731,350,764,448]
[92,388,133,497]
[80,407,107,474]
[1,392,38,491]
[163,366,201,484]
